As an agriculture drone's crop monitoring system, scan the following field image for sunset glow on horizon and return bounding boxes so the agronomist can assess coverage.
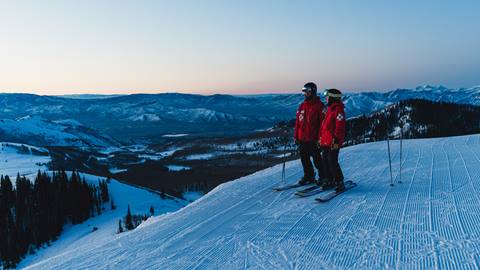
[1,0,479,95]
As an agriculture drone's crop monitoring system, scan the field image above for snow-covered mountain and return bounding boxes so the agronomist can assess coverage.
[23,134,480,269]
[1,85,479,141]
[0,115,119,147]
[342,84,480,117]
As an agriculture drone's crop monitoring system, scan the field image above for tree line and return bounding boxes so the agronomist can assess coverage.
[0,170,109,268]
[345,99,480,145]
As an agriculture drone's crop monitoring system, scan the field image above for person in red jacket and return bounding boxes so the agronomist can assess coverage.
[320,88,346,192]
[294,82,325,185]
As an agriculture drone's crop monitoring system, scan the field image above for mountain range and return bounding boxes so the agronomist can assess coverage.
[1,85,479,143]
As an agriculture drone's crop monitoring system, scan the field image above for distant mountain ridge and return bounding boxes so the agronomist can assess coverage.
[1,85,479,141]
[0,115,120,147]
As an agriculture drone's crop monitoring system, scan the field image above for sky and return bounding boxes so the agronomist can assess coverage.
[0,0,479,95]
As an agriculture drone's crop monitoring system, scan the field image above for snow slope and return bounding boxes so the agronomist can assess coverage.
[24,134,480,269]
[0,116,119,147]
[0,141,185,269]
[17,172,185,269]
[0,142,50,179]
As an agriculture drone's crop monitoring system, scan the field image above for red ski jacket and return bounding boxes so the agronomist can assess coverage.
[294,96,325,142]
[320,101,346,147]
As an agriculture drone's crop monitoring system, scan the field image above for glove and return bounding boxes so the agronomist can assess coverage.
[331,138,339,150]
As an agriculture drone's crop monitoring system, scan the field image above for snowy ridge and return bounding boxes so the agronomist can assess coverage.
[0,116,119,147]
[343,85,480,117]
[25,134,480,269]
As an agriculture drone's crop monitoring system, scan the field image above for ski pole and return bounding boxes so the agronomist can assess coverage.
[282,142,286,185]
[398,123,403,184]
[281,126,288,185]
[387,136,394,187]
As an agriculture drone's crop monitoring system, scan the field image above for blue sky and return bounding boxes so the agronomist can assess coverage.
[0,0,478,95]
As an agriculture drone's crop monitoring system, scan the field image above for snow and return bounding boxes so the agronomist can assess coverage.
[275,152,292,158]
[127,113,161,122]
[0,116,117,147]
[0,141,185,269]
[109,167,128,174]
[22,134,480,269]
[0,142,50,179]
[158,147,183,157]
[166,165,191,171]
[18,172,185,269]
[137,154,164,161]
[184,153,215,160]
[162,134,189,138]
[182,191,203,202]
[52,119,83,127]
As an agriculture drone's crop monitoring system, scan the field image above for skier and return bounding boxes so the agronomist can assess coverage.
[319,88,346,192]
[294,82,325,185]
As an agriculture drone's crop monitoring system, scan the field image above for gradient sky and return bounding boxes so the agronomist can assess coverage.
[0,0,479,95]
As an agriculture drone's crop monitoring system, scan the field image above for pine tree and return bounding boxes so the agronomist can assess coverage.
[99,179,110,203]
[125,205,134,231]
[118,219,124,233]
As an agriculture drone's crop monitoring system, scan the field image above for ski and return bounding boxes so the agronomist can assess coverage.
[296,181,353,197]
[295,186,327,197]
[296,185,321,195]
[272,182,313,192]
[315,181,357,202]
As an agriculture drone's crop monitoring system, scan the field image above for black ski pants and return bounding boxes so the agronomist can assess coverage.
[321,147,344,184]
[299,141,323,180]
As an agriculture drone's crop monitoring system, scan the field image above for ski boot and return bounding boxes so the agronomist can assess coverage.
[298,177,315,185]
[334,181,346,192]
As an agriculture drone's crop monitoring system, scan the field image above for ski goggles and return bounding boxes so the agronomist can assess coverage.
[323,90,342,98]
[302,86,314,92]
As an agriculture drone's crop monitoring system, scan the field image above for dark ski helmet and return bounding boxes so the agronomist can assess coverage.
[302,82,317,96]
[323,88,342,99]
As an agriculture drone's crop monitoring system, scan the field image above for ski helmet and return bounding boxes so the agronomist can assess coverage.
[323,88,342,99]
[302,82,317,96]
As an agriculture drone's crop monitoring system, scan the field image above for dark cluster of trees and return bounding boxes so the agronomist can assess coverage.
[345,99,480,145]
[117,205,154,233]
[0,171,110,268]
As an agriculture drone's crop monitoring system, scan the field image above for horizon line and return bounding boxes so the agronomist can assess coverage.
[1,83,479,97]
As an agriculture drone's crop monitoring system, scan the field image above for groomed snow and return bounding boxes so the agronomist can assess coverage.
[24,134,480,269]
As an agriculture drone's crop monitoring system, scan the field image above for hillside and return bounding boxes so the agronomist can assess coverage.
[24,134,480,269]
[0,142,185,269]
[0,142,50,179]
[0,116,119,147]
[346,99,480,145]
